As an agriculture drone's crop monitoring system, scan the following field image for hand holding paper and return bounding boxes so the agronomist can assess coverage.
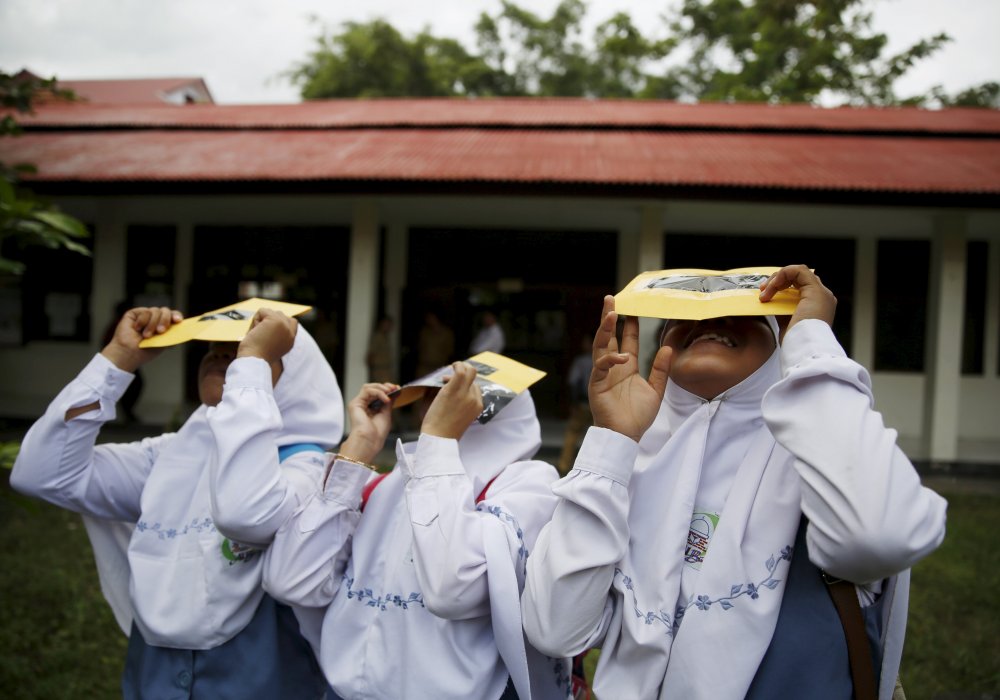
[340,383,398,465]
[237,309,298,364]
[421,362,484,440]
[758,264,836,334]
[138,298,311,348]
[102,306,184,373]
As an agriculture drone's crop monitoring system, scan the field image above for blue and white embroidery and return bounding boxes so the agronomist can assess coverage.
[135,516,216,540]
[342,576,425,611]
[552,656,572,692]
[477,503,529,576]
[615,543,793,636]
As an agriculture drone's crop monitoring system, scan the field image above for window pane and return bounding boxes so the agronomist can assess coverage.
[19,230,95,343]
[962,241,987,375]
[127,225,177,308]
[875,240,930,372]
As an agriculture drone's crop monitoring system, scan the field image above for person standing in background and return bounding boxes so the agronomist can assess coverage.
[470,309,505,355]
[366,316,394,383]
[416,310,455,378]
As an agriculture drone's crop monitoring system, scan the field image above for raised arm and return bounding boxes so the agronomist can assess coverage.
[10,307,182,520]
[208,310,314,545]
[523,296,672,656]
[760,265,947,583]
[262,382,394,608]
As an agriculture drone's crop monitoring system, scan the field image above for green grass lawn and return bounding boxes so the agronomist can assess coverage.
[1,477,997,699]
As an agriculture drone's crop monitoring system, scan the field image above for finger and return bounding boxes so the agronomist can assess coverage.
[140,308,168,337]
[647,346,673,397]
[760,265,814,302]
[469,380,484,409]
[592,300,618,362]
[592,352,629,378]
[154,307,175,334]
[619,315,640,357]
[759,267,795,302]
[171,310,184,324]
[450,362,477,392]
[130,308,151,333]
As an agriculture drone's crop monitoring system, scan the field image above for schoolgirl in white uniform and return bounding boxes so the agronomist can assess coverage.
[11,306,342,698]
[521,265,948,700]
[258,362,570,700]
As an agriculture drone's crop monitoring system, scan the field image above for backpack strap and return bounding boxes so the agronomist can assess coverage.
[822,572,878,700]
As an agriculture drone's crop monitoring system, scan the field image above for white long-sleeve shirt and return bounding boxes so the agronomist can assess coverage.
[264,435,564,700]
[522,320,947,699]
[11,351,340,649]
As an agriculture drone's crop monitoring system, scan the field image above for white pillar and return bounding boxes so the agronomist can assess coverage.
[851,236,876,369]
[384,222,408,380]
[344,200,380,416]
[923,215,967,463]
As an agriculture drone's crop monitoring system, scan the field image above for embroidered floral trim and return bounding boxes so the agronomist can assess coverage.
[342,577,425,611]
[477,503,529,576]
[135,516,216,540]
[552,656,572,692]
[615,544,793,636]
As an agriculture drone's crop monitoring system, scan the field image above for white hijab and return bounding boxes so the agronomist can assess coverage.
[87,326,343,649]
[593,316,806,699]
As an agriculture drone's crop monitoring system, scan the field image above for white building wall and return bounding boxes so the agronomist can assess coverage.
[2,193,997,463]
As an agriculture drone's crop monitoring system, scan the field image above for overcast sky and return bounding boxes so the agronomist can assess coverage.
[1,0,997,105]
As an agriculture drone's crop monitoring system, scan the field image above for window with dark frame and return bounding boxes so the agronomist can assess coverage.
[16,227,95,344]
[875,240,930,373]
[962,240,988,375]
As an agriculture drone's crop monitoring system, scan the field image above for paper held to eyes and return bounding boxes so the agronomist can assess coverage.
[382,352,546,424]
[614,267,801,321]
[137,298,312,348]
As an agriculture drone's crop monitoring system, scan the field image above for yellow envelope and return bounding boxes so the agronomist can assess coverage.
[138,298,312,348]
[388,352,547,424]
[614,267,800,320]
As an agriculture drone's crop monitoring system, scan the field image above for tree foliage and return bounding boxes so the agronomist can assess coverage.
[292,0,996,108]
[1,71,90,276]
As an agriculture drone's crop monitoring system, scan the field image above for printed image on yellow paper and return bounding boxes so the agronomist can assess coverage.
[138,298,312,348]
[614,267,801,320]
[389,352,546,424]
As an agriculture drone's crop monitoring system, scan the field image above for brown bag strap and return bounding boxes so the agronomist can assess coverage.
[823,573,878,700]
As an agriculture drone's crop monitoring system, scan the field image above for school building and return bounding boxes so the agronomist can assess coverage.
[1,83,998,466]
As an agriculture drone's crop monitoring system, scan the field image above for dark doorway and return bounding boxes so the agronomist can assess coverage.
[187,226,350,402]
[404,228,618,418]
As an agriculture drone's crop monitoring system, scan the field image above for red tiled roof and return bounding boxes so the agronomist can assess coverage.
[53,78,212,105]
[3,99,998,200]
[13,98,1000,134]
